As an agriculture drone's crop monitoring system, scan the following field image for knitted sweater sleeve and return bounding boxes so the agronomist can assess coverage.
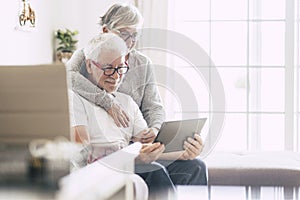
[140,58,165,130]
[65,49,114,111]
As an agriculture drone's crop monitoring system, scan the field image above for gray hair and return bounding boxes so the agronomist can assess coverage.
[99,3,144,30]
[84,33,128,61]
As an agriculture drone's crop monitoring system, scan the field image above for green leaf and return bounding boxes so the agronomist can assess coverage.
[55,28,79,52]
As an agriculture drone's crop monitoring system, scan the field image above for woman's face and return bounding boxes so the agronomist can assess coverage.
[116,27,139,50]
[104,27,139,50]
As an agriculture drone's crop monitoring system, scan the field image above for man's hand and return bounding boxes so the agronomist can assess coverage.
[136,142,165,164]
[180,134,204,160]
[131,128,158,144]
[107,103,130,128]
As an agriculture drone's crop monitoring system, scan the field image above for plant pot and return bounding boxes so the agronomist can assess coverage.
[56,51,73,63]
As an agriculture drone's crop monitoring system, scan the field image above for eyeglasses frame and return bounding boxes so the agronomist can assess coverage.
[91,60,129,76]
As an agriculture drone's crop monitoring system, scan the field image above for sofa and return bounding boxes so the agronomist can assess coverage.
[204,151,300,199]
[205,151,300,186]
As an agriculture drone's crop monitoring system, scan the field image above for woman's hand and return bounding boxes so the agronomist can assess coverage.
[180,134,204,160]
[136,142,165,164]
[107,103,130,128]
[132,128,158,143]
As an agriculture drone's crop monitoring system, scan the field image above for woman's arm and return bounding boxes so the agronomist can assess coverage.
[139,58,165,130]
[66,49,114,110]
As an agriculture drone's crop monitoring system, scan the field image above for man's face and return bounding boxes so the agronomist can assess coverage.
[87,50,126,93]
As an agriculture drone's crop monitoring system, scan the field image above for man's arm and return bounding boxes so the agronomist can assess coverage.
[70,125,93,167]
[69,90,91,145]
[158,134,204,160]
[135,143,165,164]
[126,94,156,144]
[71,126,90,145]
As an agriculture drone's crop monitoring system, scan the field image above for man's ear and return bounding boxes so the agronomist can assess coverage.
[86,59,92,74]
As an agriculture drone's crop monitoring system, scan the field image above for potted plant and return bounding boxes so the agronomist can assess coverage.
[55,28,79,63]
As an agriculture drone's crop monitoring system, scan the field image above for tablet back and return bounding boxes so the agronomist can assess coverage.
[155,118,207,152]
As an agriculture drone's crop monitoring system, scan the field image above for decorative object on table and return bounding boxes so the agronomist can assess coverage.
[55,29,79,63]
[18,0,35,27]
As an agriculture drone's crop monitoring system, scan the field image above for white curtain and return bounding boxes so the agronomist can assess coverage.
[134,0,169,29]
[134,0,169,66]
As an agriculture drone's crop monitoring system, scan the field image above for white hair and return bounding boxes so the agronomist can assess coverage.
[84,33,128,61]
[99,3,144,30]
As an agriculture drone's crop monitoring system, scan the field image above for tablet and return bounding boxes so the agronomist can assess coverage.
[154,118,207,153]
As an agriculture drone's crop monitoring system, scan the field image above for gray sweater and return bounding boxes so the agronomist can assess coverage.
[66,48,165,129]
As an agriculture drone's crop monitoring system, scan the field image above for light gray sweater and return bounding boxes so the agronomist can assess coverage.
[66,48,165,129]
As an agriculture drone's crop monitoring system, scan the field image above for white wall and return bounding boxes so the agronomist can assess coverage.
[0,0,132,65]
[0,0,53,65]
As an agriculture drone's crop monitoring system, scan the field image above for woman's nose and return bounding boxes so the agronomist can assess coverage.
[126,39,134,48]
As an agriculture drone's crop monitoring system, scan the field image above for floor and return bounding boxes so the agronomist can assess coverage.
[176,185,300,200]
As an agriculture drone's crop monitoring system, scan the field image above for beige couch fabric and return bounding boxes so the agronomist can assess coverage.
[204,151,300,186]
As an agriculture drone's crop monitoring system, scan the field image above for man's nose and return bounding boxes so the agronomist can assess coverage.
[111,70,120,79]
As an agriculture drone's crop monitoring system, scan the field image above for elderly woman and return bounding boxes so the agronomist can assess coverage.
[67,2,208,188]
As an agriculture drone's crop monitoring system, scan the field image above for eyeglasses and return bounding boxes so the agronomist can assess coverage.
[117,30,140,42]
[91,60,129,76]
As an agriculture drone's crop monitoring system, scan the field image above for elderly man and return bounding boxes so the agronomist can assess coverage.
[69,33,207,200]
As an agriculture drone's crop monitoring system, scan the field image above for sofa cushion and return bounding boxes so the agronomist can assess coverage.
[204,151,300,186]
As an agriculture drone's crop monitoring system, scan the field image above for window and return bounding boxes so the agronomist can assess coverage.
[164,0,300,152]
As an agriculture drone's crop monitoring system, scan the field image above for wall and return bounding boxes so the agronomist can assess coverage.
[1,0,54,65]
[0,0,132,65]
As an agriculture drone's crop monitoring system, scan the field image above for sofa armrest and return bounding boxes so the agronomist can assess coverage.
[56,142,142,200]
[100,142,142,173]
